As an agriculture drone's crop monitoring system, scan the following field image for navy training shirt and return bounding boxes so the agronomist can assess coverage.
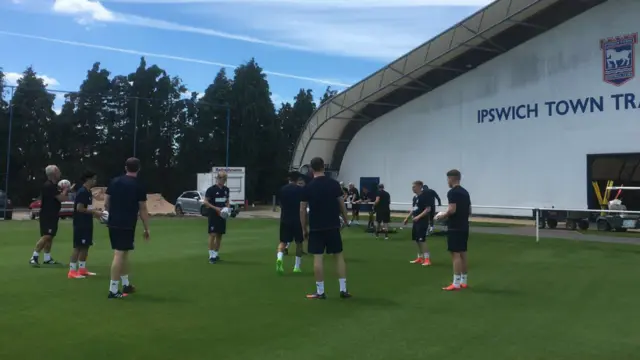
[106,175,147,230]
[447,186,471,231]
[279,183,303,226]
[301,176,342,231]
[411,191,430,223]
[73,186,93,230]
[41,180,62,219]
[375,190,391,212]
[205,185,230,218]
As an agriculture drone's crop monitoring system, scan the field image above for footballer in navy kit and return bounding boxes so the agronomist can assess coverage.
[204,171,230,264]
[403,180,433,266]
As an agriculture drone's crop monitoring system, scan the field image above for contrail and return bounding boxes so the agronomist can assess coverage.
[0,30,351,87]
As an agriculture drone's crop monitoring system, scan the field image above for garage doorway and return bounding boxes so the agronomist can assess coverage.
[587,153,640,211]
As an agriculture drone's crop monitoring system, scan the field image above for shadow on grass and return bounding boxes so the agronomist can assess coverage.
[346,296,399,307]
[466,287,523,296]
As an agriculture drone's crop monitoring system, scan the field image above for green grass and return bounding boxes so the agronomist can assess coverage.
[2,218,640,360]
[387,215,524,227]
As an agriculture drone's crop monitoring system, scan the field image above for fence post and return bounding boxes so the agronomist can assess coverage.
[534,208,540,243]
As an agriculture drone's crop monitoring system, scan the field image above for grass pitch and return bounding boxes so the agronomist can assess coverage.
[1,218,639,360]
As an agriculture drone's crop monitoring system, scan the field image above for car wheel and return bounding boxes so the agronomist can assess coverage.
[175,205,184,216]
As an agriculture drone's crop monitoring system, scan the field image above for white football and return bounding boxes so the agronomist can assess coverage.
[100,211,109,224]
[58,179,71,189]
[435,211,447,220]
[220,207,231,219]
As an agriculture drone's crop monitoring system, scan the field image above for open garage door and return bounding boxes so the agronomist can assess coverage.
[587,153,640,211]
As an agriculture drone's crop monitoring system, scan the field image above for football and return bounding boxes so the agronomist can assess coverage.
[100,211,109,224]
[220,207,232,219]
[435,211,447,221]
[58,179,71,189]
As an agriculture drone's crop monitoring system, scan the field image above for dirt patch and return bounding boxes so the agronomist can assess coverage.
[91,187,175,215]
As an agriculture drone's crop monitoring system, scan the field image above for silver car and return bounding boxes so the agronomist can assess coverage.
[175,191,239,217]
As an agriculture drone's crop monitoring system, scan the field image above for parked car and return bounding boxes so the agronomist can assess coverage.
[0,190,13,220]
[29,197,74,220]
[175,190,239,217]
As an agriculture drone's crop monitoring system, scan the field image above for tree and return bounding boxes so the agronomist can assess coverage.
[319,86,338,106]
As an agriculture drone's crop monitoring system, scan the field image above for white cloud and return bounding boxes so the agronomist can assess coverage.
[0,31,351,87]
[47,0,490,61]
[53,106,62,114]
[271,93,285,105]
[4,71,60,87]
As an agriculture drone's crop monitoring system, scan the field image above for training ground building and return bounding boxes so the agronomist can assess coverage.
[290,0,640,216]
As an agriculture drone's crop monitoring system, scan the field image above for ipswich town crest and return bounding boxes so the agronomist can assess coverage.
[600,33,638,86]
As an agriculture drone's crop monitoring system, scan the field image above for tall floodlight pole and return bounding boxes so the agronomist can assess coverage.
[4,87,15,217]
[133,97,139,158]
[225,106,231,168]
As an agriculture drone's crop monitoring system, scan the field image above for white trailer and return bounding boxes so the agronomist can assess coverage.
[197,167,246,206]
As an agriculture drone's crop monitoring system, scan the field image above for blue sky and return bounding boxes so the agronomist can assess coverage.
[0,0,492,112]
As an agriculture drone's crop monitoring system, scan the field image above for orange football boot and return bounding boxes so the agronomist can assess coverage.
[421,258,432,266]
[442,284,460,291]
[78,268,96,276]
[409,257,424,264]
[67,270,85,279]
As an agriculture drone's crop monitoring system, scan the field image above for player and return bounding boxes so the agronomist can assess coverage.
[276,171,305,274]
[300,157,351,299]
[359,186,375,230]
[423,185,441,233]
[403,180,433,266]
[204,171,230,264]
[347,183,360,225]
[373,184,391,240]
[30,165,68,266]
[435,169,471,291]
[105,158,150,299]
[284,176,309,255]
[68,171,104,279]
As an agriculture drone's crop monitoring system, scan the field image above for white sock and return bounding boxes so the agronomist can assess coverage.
[339,278,347,292]
[44,253,51,261]
[285,243,290,249]
[316,281,325,295]
[70,262,77,271]
[417,253,423,258]
[424,252,430,259]
[461,274,468,285]
[453,274,461,287]
[212,251,219,258]
[109,280,119,293]
[277,252,284,261]
[294,256,302,269]
[121,275,130,286]
[32,251,39,258]
[209,250,215,258]
[79,262,86,269]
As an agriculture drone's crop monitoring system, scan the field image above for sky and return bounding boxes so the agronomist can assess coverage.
[0,0,493,112]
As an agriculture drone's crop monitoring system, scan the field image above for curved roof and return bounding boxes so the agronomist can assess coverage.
[291,0,607,171]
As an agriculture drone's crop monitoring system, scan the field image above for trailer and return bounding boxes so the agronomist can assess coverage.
[197,167,246,207]
[535,209,590,230]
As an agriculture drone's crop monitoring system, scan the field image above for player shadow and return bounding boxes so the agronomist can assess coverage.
[345,296,399,307]
[465,287,522,296]
[215,259,258,266]
[126,293,189,304]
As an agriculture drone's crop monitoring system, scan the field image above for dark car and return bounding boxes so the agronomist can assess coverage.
[0,190,13,220]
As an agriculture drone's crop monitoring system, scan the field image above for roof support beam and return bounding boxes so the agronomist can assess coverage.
[388,83,432,92]
[456,43,503,53]
[313,137,350,143]
[506,19,548,31]
[362,101,399,107]
[387,67,433,90]
[330,100,373,121]
[460,23,507,53]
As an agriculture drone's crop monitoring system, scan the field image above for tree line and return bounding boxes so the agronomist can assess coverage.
[0,58,339,206]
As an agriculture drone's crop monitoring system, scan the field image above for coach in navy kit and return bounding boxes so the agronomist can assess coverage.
[105,158,150,299]
[204,171,230,264]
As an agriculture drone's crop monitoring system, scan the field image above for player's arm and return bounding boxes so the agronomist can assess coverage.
[203,188,220,213]
[104,180,113,211]
[440,193,458,219]
[300,201,308,230]
[75,192,102,218]
[53,184,68,202]
[374,196,380,206]
[434,191,442,206]
[338,197,348,225]
[137,186,150,238]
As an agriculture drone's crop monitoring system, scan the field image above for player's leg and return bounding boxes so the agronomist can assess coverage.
[382,211,390,240]
[212,219,226,260]
[68,246,82,278]
[409,223,424,264]
[292,226,304,272]
[276,224,290,273]
[42,221,60,264]
[108,229,135,298]
[428,207,435,233]
[353,206,359,225]
[306,231,327,299]
[459,232,469,288]
[78,246,95,276]
[328,229,350,298]
[443,232,463,291]
[120,248,135,294]
[419,224,431,266]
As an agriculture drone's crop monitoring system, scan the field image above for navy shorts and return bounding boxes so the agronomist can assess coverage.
[280,222,304,244]
[39,216,59,237]
[376,209,390,223]
[447,230,469,253]
[109,228,135,251]
[412,222,428,242]
[208,216,227,235]
[73,227,93,248]
[308,228,343,255]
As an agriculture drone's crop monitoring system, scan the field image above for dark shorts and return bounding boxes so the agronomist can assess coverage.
[447,230,469,253]
[208,216,227,235]
[280,222,304,244]
[308,228,343,255]
[428,208,435,224]
[351,204,360,215]
[376,209,390,223]
[412,222,429,242]
[109,228,135,251]
[73,227,94,248]
[39,216,59,237]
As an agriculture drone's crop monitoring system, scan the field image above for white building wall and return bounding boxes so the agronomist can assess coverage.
[339,0,640,216]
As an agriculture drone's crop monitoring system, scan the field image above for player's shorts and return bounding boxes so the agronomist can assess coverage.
[73,227,94,248]
[412,222,429,242]
[376,209,390,223]
[428,207,435,224]
[447,230,469,253]
[39,216,59,237]
[351,203,360,215]
[280,222,304,244]
[108,227,135,251]
[208,215,227,235]
[308,228,343,255]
